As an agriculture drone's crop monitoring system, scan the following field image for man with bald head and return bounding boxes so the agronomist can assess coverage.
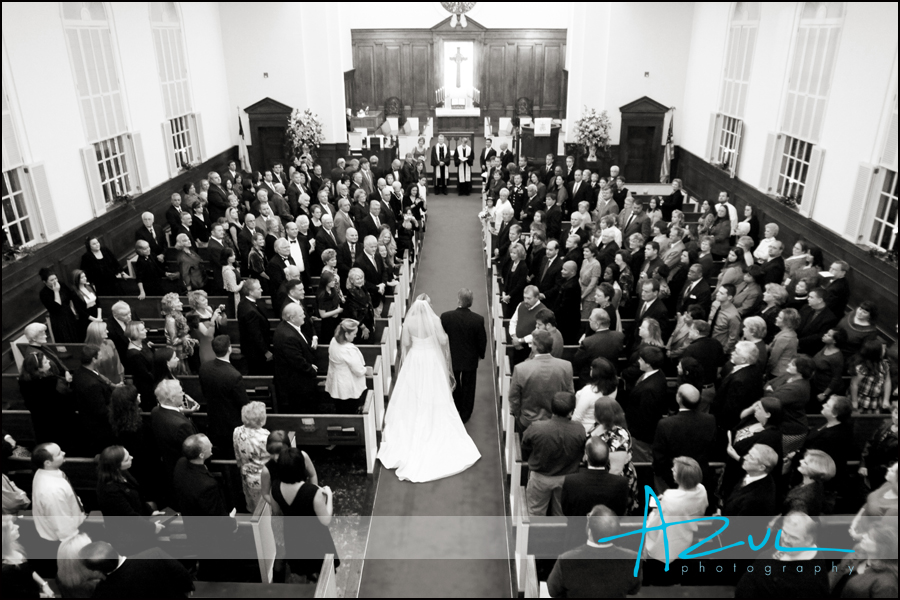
[356,235,391,313]
[207,171,229,223]
[337,227,359,282]
[135,211,165,263]
[556,260,583,343]
[238,212,257,263]
[389,181,405,217]
[272,303,319,413]
[562,439,630,546]
[315,213,339,255]
[652,383,717,492]
[333,197,354,244]
[283,221,311,288]
[369,177,388,203]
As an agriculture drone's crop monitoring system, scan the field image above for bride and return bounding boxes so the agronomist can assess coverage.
[377,294,481,482]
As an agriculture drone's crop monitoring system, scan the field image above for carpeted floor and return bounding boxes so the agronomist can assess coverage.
[357,192,513,597]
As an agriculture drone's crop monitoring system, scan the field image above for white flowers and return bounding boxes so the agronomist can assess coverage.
[287,108,326,154]
[574,107,612,154]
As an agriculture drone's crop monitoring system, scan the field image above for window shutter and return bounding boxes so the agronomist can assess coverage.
[802,146,826,216]
[730,119,743,179]
[128,132,149,193]
[845,163,875,241]
[80,145,106,217]
[161,121,178,177]
[191,113,206,163]
[705,113,721,162]
[26,163,59,239]
[1,111,22,171]
[759,132,779,192]
[881,96,898,171]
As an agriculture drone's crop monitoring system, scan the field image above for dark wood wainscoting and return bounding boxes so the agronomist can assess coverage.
[1,147,235,348]
[676,148,898,338]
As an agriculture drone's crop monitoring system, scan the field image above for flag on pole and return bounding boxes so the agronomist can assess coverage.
[660,109,674,184]
[238,114,252,173]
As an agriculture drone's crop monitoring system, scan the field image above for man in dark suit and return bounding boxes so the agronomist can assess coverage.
[135,212,165,263]
[680,320,726,409]
[652,384,717,490]
[634,279,671,341]
[72,345,115,455]
[165,193,186,233]
[79,542,194,599]
[206,171,230,224]
[492,206,518,264]
[556,261,583,344]
[222,160,238,187]
[625,346,668,444]
[356,200,387,241]
[723,442,779,516]
[659,178,686,222]
[759,240,786,285]
[823,260,850,316]
[676,264,712,314]
[330,158,347,186]
[480,138,497,176]
[172,211,195,247]
[538,154,556,187]
[122,321,156,411]
[796,288,839,355]
[206,224,227,293]
[105,301,132,362]
[237,279,272,375]
[537,240,564,309]
[199,336,250,458]
[519,185,543,229]
[563,155,576,184]
[440,289,487,424]
[271,162,289,190]
[547,505,643,599]
[621,201,652,242]
[336,228,360,284]
[286,172,307,217]
[265,239,296,295]
[315,213,340,256]
[150,379,198,502]
[544,195,563,241]
[356,235,391,311]
[172,433,236,580]
[572,308,625,381]
[567,170,590,209]
[237,213,256,263]
[595,230,619,273]
[562,439,629,533]
[712,341,763,432]
[509,331,575,431]
[272,304,319,413]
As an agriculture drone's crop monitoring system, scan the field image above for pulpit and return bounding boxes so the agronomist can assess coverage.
[349,110,383,132]
[519,123,561,162]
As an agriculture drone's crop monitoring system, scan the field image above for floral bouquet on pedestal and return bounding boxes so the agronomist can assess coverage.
[286,108,326,163]
[573,107,612,161]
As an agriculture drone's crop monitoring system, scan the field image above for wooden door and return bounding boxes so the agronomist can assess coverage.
[623,124,659,183]
[258,127,286,172]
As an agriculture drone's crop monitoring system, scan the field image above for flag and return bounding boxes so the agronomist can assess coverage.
[660,110,674,184]
[238,114,251,173]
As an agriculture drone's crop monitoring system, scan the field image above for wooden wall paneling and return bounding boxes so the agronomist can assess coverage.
[343,69,356,111]
[541,44,562,114]
[485,44,505,111]
[411,44,431,110]
[516,45,535,108]
[504,41,516,112]
[383,44,402,102]
[354,44,376,109]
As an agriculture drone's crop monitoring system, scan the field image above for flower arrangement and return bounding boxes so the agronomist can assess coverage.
[775,194,799,210]
[866,245,898,269]
[286,108,326,161]
[2,240,36,263]
[573,107,612,159]
[113,194,136,211]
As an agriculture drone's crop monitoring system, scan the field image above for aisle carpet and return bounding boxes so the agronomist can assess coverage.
[357,193,513,597]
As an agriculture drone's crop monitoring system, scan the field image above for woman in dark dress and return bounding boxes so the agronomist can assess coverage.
[782,448,835,516]
[18,350,73,446]
[70,268,100,340]
[272,447,338,580]
[723,396,784,500]
[96,444,162,555]
[316,270,343,345]
[109,384,163,502]
[38,267,81,343]
[344,268,375,342]
[80,236,124,296]
[500,243,528,319]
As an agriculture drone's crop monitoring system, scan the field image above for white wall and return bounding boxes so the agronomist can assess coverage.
[680,2,899,240]
[342,2,572,31]
[1,1,234,240]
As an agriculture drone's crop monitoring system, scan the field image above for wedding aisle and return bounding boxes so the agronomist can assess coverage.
[357,192,513,597]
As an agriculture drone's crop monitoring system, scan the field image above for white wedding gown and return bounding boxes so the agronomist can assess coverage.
[377,304,481,482]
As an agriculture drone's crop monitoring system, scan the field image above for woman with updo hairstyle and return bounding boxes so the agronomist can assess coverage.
[271,447,339,579]
[768,307,801,378]
[590,397,638,513]
[84,321,124,384]
[325,319,369,415]
[782,448,836,516]
[233,401,270,512]
[573,357,619,433]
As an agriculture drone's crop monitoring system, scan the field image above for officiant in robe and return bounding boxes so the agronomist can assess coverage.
[455,138,473,196]
[431,135,450,195]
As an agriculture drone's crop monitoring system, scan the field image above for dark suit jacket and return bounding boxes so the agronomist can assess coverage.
[165,206,185,232]
[622,212,652,241]
[356,251,389,307]
[172,458,232,551]
[199,359,250,444]
[572,329,625,381]
[557,276,583,343]
[713,365,763,432]
[537,255,564,308]
[356,214,384,241]
[135,225,165,258]
[822,277,849,316]
[105,316,130,361]
[796,306,838,356]
[265,254,294,293]
[150,406,198,487]
[626,370,668,443]
[547,544,642,599]
[237,298,272,358]
[336,241,357,282]
[562,468,629,518]
[171,223,195,248]
[315,227,340,257]
[759,256,786,285]
[440,308,487,373]
[501,260,529,310]
[207,237,226,291]
[545,205,562,240]
[596,241,619,273]
[73,366,115,452]
[207,184,230,223]
[91,547,194,599]
[634,299,670,339]
[237,225,255,263]
[660,189,685,221]
[677,279,712,314]
[680,337,726,386]
[652,410,718,488]
[723,473,778,516]
[124,344,155,410]
[272,321,318,410]
[479,147,497,172]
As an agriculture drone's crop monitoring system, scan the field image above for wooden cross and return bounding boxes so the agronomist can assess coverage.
[450,46,467,88]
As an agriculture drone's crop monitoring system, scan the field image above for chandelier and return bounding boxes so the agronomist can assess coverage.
[441,2,476,28]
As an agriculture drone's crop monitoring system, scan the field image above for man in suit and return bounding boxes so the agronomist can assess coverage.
[347,170,363,200]
[440,288,487,424]
[271,162,289,189]
[199,336,250,458]
[315,213,340,256]
[337,227,360,283]
[333,198,354,244]
[151,379,198,502]
[356,235,392,312]
[79,542,194,599]
[72,345,115,455]
[206,224,227,293]
[797,288,839,355]
[759,240,786,285]
[652,384,717,491]
[595,229,619,273]
[712,341,763,432]
[358,159,376,197]
[480,137,497,176]
[522,391,586,516]
[676,264,712,314]
[173,211,195,248]
[330,158,347,186]
[266,238,296,295]
[562,439,629,545]
[556,261,583,344]
[594,187,619,222]
[221,160,238,186]
[492,205,518,264]
[237,279,272,375]
[105,301,132,362]
[823,260,850,316]
[237,213,256,263]
[122,320,156,411]
[135,211,165,264]
[567,170,590,209]
[637,241,666,287]
[708,283,742,354]
[544,195,563,241]
[547,505,643,599]
[563,155,576,183]
[357,200,386,241]
[680,320,725,410]
[536,240,564,308]
[621,200,652,242]
[286,171,307,217]
[206,171,230,224]
[723,442,779,516]
[573,308,625,381]
[498,142,514,169]
[508,330,575,431]
[538,153,556,187]
[165,193,186,233]
[625,346,668,444]
[659,178,686,222]
[272,304,319,413]
[634,279,671,341]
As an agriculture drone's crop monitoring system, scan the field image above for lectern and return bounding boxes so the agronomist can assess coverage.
[519,124,560,162]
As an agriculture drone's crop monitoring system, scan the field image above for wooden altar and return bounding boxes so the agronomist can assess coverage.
[519,123,561,162]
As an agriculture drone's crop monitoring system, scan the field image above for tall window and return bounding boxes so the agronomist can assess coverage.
[2,170,33,246]
[760,2,843,214]
[151,2,203,176]
[94,135,132,204]
[706,2,758,177]
[869,170,898,250]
